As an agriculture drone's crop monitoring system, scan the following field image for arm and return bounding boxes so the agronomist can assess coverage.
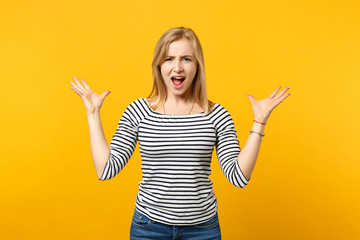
[87,111,110,179]
[213,106,249,188]
[237,122,265,181]
[70,77,111,179]
[238,86,291,180]
[99,107,139,181]
[71,77,139,180]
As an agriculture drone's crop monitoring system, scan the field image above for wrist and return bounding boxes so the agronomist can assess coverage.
[254,119,267,125]
[87,110,100,118]
[249,129,265,142]
[252,122,266,132]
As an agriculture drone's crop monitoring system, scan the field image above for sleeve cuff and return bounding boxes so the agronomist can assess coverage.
[235,160,250,186]
[99,158,110,181]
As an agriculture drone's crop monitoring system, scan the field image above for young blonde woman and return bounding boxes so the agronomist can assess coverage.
[70,27,290,240]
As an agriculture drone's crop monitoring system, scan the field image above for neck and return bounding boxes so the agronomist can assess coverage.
[165,92,193,105]
[163,95,196,115]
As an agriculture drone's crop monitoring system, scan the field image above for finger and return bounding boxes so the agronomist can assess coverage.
[70,87,83,98]
[100,91,111,100]
[247,95,256,105]
[274,92,291,106]
[72,76,86,91]
[269,86,281,98]
[70,81,83,94]
[81,79,91,90]
[274,87,290,101]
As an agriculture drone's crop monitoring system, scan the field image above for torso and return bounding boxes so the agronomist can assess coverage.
[100,98,249,225]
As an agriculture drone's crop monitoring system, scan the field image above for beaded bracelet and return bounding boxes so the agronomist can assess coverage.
[249,130,265,142]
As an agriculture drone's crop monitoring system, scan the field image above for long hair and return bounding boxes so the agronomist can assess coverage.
[147,27,213,115]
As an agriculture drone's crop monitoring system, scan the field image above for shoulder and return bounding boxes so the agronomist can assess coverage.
[121,98,151,121]
[209,102,232,118]
[208,102,236,130]
[125,98,149,112]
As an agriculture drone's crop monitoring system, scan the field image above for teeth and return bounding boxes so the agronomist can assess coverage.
[172,77,185,80]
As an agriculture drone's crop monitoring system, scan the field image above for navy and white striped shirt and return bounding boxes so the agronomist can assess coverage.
[100,98,250,225]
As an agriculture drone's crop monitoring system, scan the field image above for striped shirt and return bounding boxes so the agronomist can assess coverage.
[100,98,250,225]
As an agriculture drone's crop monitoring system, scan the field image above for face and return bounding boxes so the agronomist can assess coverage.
[160,38,197,99]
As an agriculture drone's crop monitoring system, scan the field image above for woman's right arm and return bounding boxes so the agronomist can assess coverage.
[70,77,111,179]
[87,111,110,179]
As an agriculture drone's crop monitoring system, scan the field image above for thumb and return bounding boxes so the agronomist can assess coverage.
[100,91,111,100]
[247,95,256,105]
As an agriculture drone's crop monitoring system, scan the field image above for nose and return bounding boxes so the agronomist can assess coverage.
[174,59,183,72]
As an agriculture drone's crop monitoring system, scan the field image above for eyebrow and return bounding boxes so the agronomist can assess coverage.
[165,55,193,58]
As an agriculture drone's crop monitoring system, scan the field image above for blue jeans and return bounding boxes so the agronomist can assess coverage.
[130,209,222,240]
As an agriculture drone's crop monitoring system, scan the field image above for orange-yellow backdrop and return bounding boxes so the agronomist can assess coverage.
[1,0,359,239]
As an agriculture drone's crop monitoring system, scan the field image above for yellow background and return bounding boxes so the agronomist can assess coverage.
[1,0,359,239]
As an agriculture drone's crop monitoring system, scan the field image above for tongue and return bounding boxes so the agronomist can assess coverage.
[172,79,183,86]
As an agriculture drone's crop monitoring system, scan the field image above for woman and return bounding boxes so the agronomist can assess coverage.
[70,27,290,240]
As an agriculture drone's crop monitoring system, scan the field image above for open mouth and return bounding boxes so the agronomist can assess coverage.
[171,76,185,88]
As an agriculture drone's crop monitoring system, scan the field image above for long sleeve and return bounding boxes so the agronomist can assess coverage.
[212,105,250,188]
[99,102,139,181]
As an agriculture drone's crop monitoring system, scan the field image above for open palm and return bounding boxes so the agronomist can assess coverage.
[247,86,291,123]
[70,77,110,114]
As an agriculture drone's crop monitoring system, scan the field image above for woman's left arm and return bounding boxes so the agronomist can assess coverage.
[238,86,291,180]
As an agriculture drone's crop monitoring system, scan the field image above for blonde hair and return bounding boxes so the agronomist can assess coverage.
[147,27,213,115]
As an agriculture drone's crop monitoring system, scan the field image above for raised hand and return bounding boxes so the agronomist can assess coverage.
[70,77,110,114]
[246,86,291,123]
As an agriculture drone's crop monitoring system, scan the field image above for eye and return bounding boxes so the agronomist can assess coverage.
[183,57,192,62]
[164,57,172,62]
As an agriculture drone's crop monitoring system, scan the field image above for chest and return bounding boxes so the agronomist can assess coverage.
[137,117,217,153]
